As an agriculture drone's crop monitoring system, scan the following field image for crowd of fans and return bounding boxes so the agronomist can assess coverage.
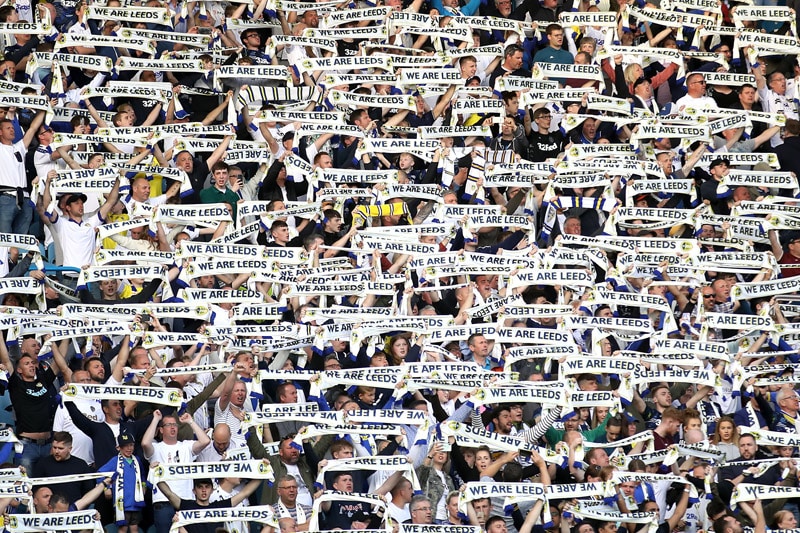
[1,0,800,532]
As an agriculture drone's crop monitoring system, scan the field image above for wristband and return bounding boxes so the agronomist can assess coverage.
[751,62,760,69]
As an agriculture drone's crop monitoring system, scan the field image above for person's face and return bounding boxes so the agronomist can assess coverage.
[279,439,300,465]
[653,387,672,407]
[780,390,800,413]
[277,480,298,503]
[472,499,490,522]
[213,169,228,188]
[231,382,248,406]
[302,9,318,27]
[506,50,522,70]
[333,474,353,492]
[619,481,636,497]
[392,338,409,359]
[176,152,194,172]
[606,423,621,442]
[548,28,564,48]
[738,437,757,460]
[580,41,595,54]
[713,279,731,301]
[487,521,508,533]
[590,448,609,466]
[193,483,213,503]
[86,359,105,382]
[688,75,707,96]
[371,353,388,367]
[509,404,523,422]
[684,417,701,431]
[33,487,52,513]
[159,416,180,442]
[16,356,37,380]
[21,337,41,357]
[0,121,15,144]
[493,410,513,433]
[325,216,343,233]
[132,178,150,201]
[475,450,492,471]
[212,428,230,453]
[272,224,290,244]
[779,514,798,529]
[461,60,477,79]
[333,445,354,459]
[495,0,511,15]
[51,440,72,461]
[769,73,788,95]
[564,218,581,235]
[739,86,756,106]
[599,522,618,533]
[469,334,490,357]
[718,420,733,442]
[446,496,460,517]
[119,442,135,458]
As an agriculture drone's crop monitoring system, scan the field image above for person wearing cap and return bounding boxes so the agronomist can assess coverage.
[699,156,732,215]
[776,230,800,278]
[40,170,120,276]
[96,432,146,533]
[632,76,659,114]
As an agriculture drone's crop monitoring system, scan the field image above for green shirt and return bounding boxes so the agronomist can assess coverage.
[199,186,240,220]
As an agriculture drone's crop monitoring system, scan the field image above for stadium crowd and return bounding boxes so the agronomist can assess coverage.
[1,0,800,532]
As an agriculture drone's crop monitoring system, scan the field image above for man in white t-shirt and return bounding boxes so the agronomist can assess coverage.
[752,64,800,147]
[41,172,120,277]
[675,73,719,113]
[142,409,210,533]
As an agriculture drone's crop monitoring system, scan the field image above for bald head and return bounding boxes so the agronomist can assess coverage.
[684,429,705,444]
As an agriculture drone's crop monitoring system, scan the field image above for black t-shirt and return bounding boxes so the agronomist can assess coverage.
[527,130,566,162]
[323,500,370,530]
[9,365,57,433]
[179,498,232,533]
[183,159,211,204]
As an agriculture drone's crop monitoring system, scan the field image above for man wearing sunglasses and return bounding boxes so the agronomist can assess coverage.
[0,108,46,236]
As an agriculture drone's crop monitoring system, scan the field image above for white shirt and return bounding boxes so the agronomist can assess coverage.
[147,440,198,502]
[51,212,104,270]
[0,140,27,189]
[53,398,105,466]
[675,94,719,112]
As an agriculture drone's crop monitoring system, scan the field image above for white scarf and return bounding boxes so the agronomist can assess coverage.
[115,454,144,525]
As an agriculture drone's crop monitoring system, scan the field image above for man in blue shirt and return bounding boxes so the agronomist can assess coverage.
[533,24,574,86]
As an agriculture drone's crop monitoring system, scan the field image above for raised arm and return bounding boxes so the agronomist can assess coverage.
[142,409,163,459]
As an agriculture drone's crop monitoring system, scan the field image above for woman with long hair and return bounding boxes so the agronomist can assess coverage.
[711,416,739,461]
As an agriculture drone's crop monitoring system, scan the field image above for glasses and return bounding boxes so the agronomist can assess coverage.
[161,423,178,427]
[691,80,707,85]
[537,115,552,120]
[413,507,432,512]
[703,293,715,298]
[278,485,298,490]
